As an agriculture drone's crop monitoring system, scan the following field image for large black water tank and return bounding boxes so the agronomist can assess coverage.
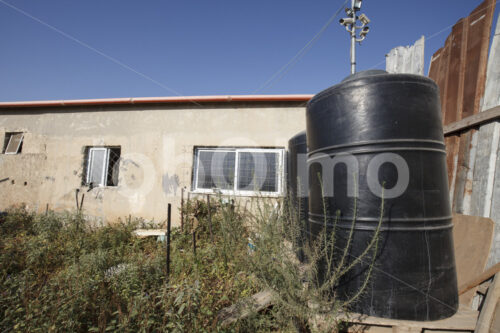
[287,131,308,261]
[306,70,458,320]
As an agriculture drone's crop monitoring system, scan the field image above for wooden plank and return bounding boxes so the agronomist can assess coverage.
[347,324,393,332]
[329,305,479,331]
[346,325,471,333]
[428,48,442,78]
[462,0,492,119]
[446,135,460,201]
[441,40,457,187]
[422,331,470,333]
[435,39,451,123]
[453,9,473,214]
[478,280,492,295]
[444,19,465,126]
[453,214,495,306]
[446,19,467,204]
[348,306,478,330]
[133,229,167,237]
[490,299,500,332]
[458,262,500,295]
[443,105,500,135]
[452,131,472,212]
[475,273,500,333]
[460,130,479,215]
[217,290,273,327]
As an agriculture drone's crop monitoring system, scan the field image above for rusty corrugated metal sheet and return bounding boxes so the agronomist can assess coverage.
[471,14,500,267]
[428,0,496,212]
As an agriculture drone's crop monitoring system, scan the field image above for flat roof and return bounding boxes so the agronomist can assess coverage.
[0,95,313,109]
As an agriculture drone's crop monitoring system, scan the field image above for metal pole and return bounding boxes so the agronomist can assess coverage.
[187,192,191,232]
[181,187,185,233]
[350,0,356,74]
[207,194,213,243]
[166,203,171,279]
[75,189,80,211]
[192,231,197,257]
[79,193,85,213]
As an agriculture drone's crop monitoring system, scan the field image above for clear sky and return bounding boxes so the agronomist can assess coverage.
[0,0,498,101]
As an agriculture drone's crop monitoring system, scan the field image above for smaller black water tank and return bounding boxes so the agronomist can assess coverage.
[287,131,308,262]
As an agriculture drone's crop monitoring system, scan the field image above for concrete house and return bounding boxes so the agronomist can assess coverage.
[0,95,312,226]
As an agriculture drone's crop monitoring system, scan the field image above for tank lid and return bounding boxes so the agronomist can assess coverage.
[341,70,388,82]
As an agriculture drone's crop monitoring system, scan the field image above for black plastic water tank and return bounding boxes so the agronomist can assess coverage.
[306,70,458,320]
[287,131,308,262]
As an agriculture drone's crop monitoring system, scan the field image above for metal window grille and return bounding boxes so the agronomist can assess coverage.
[237,151,278,192]
[193,147,284,195]
[3,133,24,154]
[85,147,121,187]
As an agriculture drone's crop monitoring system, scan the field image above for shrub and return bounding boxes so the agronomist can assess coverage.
[0,206,258,332]
[0,192,382,332]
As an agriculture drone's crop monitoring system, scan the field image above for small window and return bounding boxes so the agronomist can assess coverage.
[3,132,24,154]
[193,147,284,195]
[84,147,121,187]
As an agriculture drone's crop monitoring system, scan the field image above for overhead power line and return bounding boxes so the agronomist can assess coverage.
[368,0,500,71]
[253,0,349,93]
[0,0,203,106]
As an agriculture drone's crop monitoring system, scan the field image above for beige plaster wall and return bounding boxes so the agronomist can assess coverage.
[0,102,306,226]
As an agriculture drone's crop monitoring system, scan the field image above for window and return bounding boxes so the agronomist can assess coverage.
[193,147,285,195]
[84,147,121,187]
[3,132,24,154]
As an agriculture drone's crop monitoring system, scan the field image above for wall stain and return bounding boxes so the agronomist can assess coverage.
[162,173,179,196]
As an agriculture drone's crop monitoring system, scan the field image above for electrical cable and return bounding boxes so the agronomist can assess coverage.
[253,0,349,93]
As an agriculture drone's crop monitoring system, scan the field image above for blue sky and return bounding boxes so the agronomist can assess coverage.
[0,0,498,101]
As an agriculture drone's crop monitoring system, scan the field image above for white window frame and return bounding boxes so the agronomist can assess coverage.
[86,147,110,187]
[4,133,24,155]
[193,147,285,197]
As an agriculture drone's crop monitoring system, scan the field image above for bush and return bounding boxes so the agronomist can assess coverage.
[0,193,381,332]
[0,206,259,332]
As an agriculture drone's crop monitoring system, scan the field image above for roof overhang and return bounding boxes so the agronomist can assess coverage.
[0,95,313,109]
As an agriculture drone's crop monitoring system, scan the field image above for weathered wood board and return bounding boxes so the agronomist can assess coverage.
[217,290,273,327]
[133,229,167,237]
[313,305,478,332]
[453,214,495,306]
[386,36,425,75]
[475,273,500,333]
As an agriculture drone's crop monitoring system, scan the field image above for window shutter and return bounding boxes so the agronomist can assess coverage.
[5,133,23,154]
